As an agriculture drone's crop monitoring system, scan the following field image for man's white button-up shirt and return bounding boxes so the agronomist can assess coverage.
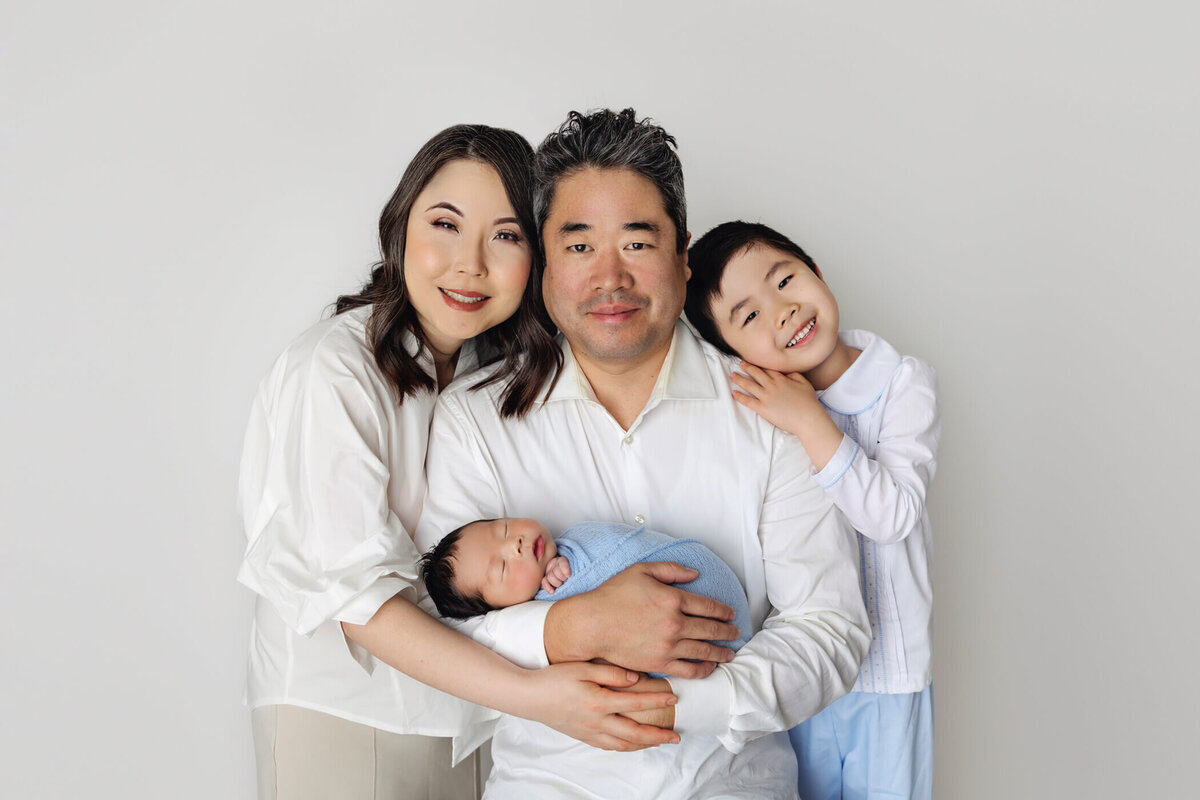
[417,322,870,797]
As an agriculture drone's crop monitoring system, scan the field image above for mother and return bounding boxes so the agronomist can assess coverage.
[237,125,676,799]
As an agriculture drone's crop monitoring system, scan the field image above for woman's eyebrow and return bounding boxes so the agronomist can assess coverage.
[494,216,520,226]
[425,202,463,216]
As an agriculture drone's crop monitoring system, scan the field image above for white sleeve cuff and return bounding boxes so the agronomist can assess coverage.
[813,433,859,489]
[480,601,552,669]
[334,576,415,675]
[666,666,732,737]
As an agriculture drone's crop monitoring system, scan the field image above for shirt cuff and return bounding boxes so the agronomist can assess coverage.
[813,433,859,489]
[334,575,415,675]
[666,666,732,736]
[485,601,552,669]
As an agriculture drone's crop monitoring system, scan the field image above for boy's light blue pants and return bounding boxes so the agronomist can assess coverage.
[787,685,933,800]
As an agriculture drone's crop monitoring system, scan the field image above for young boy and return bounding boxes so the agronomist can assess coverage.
[684,221,939,800]
[420,518,752,674]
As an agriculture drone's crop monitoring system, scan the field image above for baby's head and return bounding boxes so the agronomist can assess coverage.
[420,517,557,619]
[685,221,842,375]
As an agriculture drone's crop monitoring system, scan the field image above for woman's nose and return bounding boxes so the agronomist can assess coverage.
[456,238,487,277]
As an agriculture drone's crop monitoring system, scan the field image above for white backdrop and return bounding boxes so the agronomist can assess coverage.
[3,2,1197,797]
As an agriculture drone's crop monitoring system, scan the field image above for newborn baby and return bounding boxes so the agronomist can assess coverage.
[420,518,752,671]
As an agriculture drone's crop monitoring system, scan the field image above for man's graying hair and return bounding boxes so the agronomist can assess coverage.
[534,108,688,253]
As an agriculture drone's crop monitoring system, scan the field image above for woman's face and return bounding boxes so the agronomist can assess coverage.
[403,159,532,359]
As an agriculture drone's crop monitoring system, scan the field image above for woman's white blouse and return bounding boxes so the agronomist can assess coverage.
[237,306,495,754]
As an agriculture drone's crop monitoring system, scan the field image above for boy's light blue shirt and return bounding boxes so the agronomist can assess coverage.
[535,521,753,673]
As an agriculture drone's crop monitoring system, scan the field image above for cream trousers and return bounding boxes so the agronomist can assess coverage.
[251,705,482,800]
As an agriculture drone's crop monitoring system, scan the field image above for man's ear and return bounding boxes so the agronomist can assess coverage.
[682,231,693,281]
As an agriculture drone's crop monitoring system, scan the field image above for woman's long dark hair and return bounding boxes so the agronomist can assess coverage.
[336,125,561,417]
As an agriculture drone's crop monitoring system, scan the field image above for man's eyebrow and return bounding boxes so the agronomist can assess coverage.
[426,202,463,216]
[558,221,591,235]
[624,221,659,234]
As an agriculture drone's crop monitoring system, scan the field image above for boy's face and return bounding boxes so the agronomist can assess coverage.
[710,243,841,374]
[453,518,557,608]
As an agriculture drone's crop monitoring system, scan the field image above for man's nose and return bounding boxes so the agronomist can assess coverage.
[591,248,630,292]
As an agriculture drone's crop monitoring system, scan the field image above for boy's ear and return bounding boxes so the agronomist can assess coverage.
[812,262,825,281]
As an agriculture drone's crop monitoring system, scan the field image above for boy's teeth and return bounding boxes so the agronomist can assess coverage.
[786,318,816,347]
[443,289,486,303]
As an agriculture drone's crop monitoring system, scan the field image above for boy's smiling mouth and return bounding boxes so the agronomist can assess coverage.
[785,317,817,348]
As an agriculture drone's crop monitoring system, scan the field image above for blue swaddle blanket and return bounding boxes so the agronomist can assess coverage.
[534,521,752,677]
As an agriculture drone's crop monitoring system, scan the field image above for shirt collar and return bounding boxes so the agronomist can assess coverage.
[818,329,901,415]
[543,320,718,406]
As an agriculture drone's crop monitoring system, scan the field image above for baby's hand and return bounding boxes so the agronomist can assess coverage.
[541,556,572,594]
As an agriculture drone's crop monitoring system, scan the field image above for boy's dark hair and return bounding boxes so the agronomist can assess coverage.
[419,521,498,619]
[534,108,688,253]
[684,221,821,355]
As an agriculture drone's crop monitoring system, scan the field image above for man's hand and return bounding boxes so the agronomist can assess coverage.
[518,662,680,751]
[545,562,740,679]
[540,555,572,594]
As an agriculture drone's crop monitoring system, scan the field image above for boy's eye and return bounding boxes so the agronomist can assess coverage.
[743,310,758,326]
[778,275,792,290]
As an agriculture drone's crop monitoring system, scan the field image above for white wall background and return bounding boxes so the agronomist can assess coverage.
[3,1,1197,797]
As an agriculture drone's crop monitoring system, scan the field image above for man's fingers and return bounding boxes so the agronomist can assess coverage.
[677,589,736,622]
[639,561,700,585]
[672,637,736,664]
[661,658,718,680]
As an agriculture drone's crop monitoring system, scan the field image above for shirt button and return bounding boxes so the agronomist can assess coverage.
[634,514,646,525]
[623,435,633,445]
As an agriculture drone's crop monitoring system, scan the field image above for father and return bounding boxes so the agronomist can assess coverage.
[417,109,869,797]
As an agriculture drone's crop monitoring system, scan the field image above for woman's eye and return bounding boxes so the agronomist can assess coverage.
[433,219,457,231]
[743,310,759,326]
[496,230,521,243]
[778,275,792,289]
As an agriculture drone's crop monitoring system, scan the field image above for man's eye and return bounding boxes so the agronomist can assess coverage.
[743,310,758,326]
[567,243,590,253]
[778,275,792,289]
[627,242,647,251]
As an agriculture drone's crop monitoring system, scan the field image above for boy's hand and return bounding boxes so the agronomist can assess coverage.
[731,361,843,471]
[541,556,572,594]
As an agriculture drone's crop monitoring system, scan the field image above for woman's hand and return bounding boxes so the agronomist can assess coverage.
[614,674,676,731]
[517,662,679,751]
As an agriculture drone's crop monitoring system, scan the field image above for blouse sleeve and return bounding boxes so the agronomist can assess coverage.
[237,342,420,640]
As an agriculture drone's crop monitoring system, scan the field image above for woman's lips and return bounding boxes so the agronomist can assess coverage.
[439,287,490,312]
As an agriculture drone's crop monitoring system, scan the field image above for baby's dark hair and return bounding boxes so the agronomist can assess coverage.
[684,220,821,355]
[419,520,498,619]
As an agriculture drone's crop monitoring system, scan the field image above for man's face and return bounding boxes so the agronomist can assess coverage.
[541,167,690,368]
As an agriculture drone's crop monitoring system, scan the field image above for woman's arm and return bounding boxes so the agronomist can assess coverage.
[342,596,680,750]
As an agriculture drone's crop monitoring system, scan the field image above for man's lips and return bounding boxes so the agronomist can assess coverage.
[585,302,643,323]
[439,287,490,312]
